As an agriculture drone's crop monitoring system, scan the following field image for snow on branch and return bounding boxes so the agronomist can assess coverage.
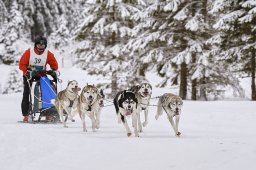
[213,10,244,30]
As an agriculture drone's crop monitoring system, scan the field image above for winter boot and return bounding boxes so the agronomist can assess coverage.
[23,116,29,123]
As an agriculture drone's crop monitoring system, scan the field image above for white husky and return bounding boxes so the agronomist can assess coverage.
[129,82,152,132]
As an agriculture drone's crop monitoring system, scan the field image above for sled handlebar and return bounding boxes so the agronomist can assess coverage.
[27,70,60,82]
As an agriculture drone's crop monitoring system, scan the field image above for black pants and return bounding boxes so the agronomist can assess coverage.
[21,76,32,116]
[21,76,41,116]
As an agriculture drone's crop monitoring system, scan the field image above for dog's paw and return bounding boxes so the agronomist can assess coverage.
[176,132,181,137]
[64,125,68,128]
[135,133,140,137]
[83,129,87,132]
[138,126,143,133]
[142,121,148,127]
[127,133,132,137]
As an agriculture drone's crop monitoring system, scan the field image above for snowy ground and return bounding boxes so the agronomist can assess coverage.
[0,54,256,170]
[0,66,256,170]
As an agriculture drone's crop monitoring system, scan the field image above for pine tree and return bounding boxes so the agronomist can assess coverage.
[210,0,256,100]
[74,0,146,92]
[0,0,26,64]
[3,68,23,94]
[124,0,212,99]
[0,0,82,65]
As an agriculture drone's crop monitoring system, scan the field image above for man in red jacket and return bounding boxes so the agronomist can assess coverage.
[19,36,58,123]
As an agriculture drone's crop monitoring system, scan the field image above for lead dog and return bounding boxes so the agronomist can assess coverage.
[113,90,139,137]
[78,84,101,132]
[155,93,183,137]
[129,82,152,132]
[53,80,81,128]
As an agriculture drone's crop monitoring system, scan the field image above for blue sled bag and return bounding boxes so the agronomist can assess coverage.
[40,76,56,109]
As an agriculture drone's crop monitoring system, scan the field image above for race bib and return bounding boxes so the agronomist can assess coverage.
[29,48,48,71]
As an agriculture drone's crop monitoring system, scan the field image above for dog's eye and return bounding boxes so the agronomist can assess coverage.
[130,101,134,104]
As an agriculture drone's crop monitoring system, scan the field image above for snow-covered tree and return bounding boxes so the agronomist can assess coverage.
[0,0,25,64]
[210,0,256,100]
[123,0,214,99]
[3,68,23,94]
[0,0,83,65]
[73,0,146,93]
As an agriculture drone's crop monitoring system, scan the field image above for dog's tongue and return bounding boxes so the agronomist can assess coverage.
[72,87,81,92]
[143,92,149,96]
[125,112,132,116]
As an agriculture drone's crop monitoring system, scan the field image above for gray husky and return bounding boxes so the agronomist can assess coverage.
[78,84,101,132]
[155,93,183,137]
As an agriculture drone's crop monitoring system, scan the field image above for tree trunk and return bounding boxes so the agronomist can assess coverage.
[199,77,207,100]
[179,62,187,99]
[251,49,256,100]
[198,0,208,101]
[191,52,197,100]
[111,70,117,98]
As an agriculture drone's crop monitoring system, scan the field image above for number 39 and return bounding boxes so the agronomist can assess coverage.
[34,58,41,64]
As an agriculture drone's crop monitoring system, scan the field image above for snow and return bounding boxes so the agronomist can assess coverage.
[1,65,256,170]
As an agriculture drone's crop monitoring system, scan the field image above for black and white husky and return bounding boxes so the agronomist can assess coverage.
[113,90,139,137]
[155,93,183,137]
[129,82,152,132]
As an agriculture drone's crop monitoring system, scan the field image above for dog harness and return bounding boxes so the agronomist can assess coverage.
[87,105,92,111]
[68,99,74,108]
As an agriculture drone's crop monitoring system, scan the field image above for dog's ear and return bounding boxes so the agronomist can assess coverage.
[133,96,138,108]
[100,89,105,98]
[122,90,126,98]
[148,83,152,90]
[118,95,124,108]
[68,81,71,85]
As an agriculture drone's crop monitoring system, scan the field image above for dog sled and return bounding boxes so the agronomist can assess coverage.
[27,70,60,123]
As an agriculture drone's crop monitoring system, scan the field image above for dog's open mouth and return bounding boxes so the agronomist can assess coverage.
[143,92,149,96]
[174,109,180,116]
[125,109,133,116]
[72,87,81,93]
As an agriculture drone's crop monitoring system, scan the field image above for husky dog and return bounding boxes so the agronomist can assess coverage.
[78,84,101,132]
[54,80,81,128]
[155,93,183,137]
[96,89,105,128]
[129,82,152,132]
[113,90,139,137]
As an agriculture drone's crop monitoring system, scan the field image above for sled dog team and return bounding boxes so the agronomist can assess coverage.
[53,81,183,137]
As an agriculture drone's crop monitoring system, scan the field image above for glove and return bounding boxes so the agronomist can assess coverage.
[51,70,58,77]
[26,69,37,79]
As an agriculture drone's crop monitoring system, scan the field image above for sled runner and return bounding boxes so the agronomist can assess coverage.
[27,70,60,123]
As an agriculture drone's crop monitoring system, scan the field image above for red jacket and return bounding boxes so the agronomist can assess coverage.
[19,48,58,75]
